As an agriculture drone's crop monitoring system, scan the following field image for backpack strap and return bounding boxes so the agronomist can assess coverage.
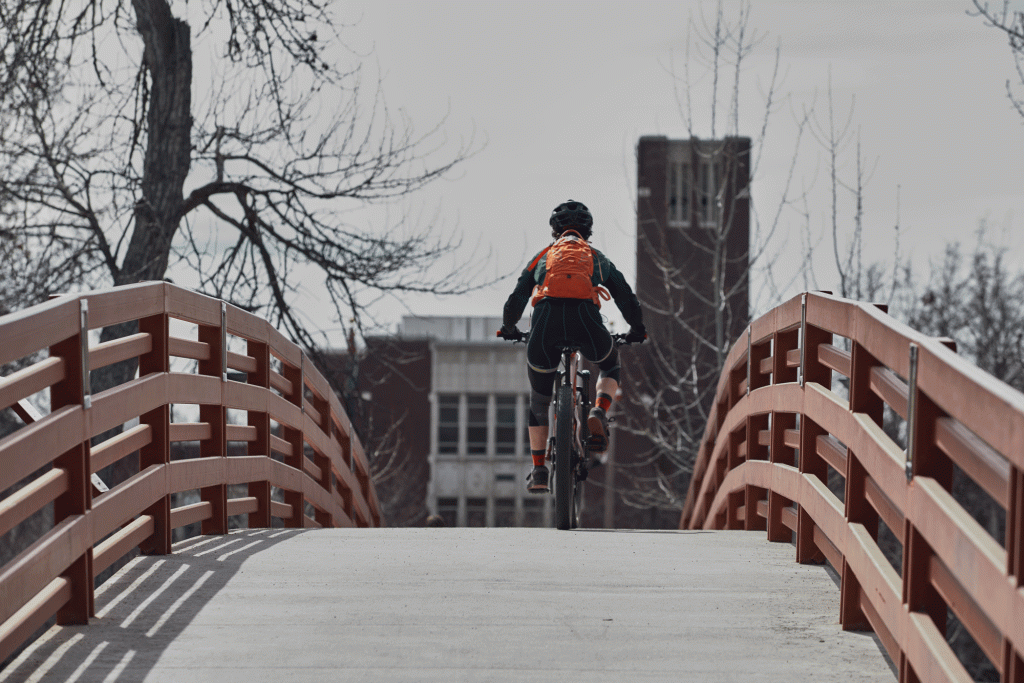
[527,246,551,272]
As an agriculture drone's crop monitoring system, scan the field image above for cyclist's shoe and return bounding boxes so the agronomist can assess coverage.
[527,465,549,494]
[587,407,610,453]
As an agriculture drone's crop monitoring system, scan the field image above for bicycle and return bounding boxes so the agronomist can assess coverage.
[497,328,636,530]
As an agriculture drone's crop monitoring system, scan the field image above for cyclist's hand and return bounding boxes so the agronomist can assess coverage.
[497,324,523,341]
[624,327,647,344]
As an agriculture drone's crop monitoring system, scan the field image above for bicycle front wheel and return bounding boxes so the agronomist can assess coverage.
[554,376,574,530]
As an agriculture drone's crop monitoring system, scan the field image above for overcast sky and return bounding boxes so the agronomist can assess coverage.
[310,0,1024,339]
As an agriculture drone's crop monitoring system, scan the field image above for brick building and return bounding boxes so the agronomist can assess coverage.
[613,135,752,528]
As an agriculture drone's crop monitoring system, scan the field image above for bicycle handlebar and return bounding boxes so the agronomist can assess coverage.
[495,329,646,346]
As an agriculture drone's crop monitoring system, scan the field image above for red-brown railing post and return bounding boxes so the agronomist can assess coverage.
[49,299,93,623]
[247,338,273,528]
[282,357,304,527]
[1004,466,1024,683]
[726,429,744,529]
[312,390,333,528]
[901,342,948,676]
[796,415,827,565]
[839,341,883,631]
[198,304,228,535]
[139,311,171,554]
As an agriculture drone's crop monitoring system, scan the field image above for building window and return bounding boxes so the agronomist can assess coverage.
[495,394,517,456]
[437,497,458,527]
[668,161,690,225]
[466,497,487,527]
[494,498,516,527]
[438,394,459,454]
[697,157,720,225]
[466,394,488,454]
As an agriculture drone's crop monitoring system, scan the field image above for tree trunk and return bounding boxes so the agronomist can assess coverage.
[120,0,192,287]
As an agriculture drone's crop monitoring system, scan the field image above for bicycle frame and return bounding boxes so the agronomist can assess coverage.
[548,346,592,530]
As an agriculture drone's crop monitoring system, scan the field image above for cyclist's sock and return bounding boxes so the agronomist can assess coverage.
[531,449,547,467]
[596,392,613,413]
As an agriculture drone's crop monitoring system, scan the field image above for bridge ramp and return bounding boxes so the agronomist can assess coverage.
[4,528,894,682]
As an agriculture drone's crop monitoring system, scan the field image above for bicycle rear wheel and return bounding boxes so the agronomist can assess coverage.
[554,376,574,530]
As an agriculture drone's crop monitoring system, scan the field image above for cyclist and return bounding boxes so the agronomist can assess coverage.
[500,200,646,494]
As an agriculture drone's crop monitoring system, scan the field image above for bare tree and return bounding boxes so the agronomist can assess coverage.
[614,0,810,521]
[0,0,481,369]
[972,1,1024,119]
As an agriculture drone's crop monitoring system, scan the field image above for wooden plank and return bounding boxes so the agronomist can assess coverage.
[224,456,272,486]
[818,343,852,378]
[91,424,153,473]
[92,515,154,577]
[929,553,1002,670]
[167,458,225,494]
[169,422,212,443]
[783,428,800,449]
[224,305,267,343]
[858,587,900,667]
[0,297,79,367]
[869,365,908,419]
[164,285,220,326]
[165,373,222,406]
[304,364,331,404]
[0,406,82,494]
[0,357,64,412]
[816,434,848,474]
[271,500,293,519]
[226,425,257,442]
[85,282,166,329]
[302,400,323,430]
[909,477,1010,651]
[227,497,259,517]
[935,416,1010,510]
[864,475,904,536]
[904,612,974,683]
[90,465,167,542]
[0,515,89,625]
[269,371,293,397]
[813,523,843,573]
[226,351,258,374]
[86,373,167,441]
[170,501,213,529]
[88,333,152,372]
[0,577,70,664]
[780,505,797,531]
[222,381,268,412]
[271,434,292,457]
[266,325,302,367]
[916,339,1024,472]
[0,468,68,537]
[168,336,211,361]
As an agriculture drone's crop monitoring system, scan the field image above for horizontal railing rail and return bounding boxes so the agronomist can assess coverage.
[680,291,1024,683]
[0,282,381,662]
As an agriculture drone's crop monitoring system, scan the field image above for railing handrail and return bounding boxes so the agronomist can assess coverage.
[0,281,381,663]
[680,290,1024,683]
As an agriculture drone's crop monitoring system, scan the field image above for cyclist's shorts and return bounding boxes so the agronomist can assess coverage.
[527,299,613,373]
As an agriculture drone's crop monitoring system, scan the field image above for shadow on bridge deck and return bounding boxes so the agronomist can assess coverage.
[2,528,896,682]
[2,528,305,683]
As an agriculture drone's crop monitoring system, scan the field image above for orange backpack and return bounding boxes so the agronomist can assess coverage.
[530,230,610,307]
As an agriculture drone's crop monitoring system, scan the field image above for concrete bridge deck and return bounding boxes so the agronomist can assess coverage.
[3,528,894,682]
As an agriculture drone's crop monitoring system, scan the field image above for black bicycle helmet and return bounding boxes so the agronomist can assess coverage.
[549,200,593,238]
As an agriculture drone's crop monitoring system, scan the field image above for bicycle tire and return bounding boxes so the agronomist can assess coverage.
[554,375,574,530]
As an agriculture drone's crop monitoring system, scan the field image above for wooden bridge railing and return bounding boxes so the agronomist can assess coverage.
[680,291,1024,683]
[0,282,381,662]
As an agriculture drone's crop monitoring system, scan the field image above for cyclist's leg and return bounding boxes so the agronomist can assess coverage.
[525,302,560,491]
[573,302,620,451]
